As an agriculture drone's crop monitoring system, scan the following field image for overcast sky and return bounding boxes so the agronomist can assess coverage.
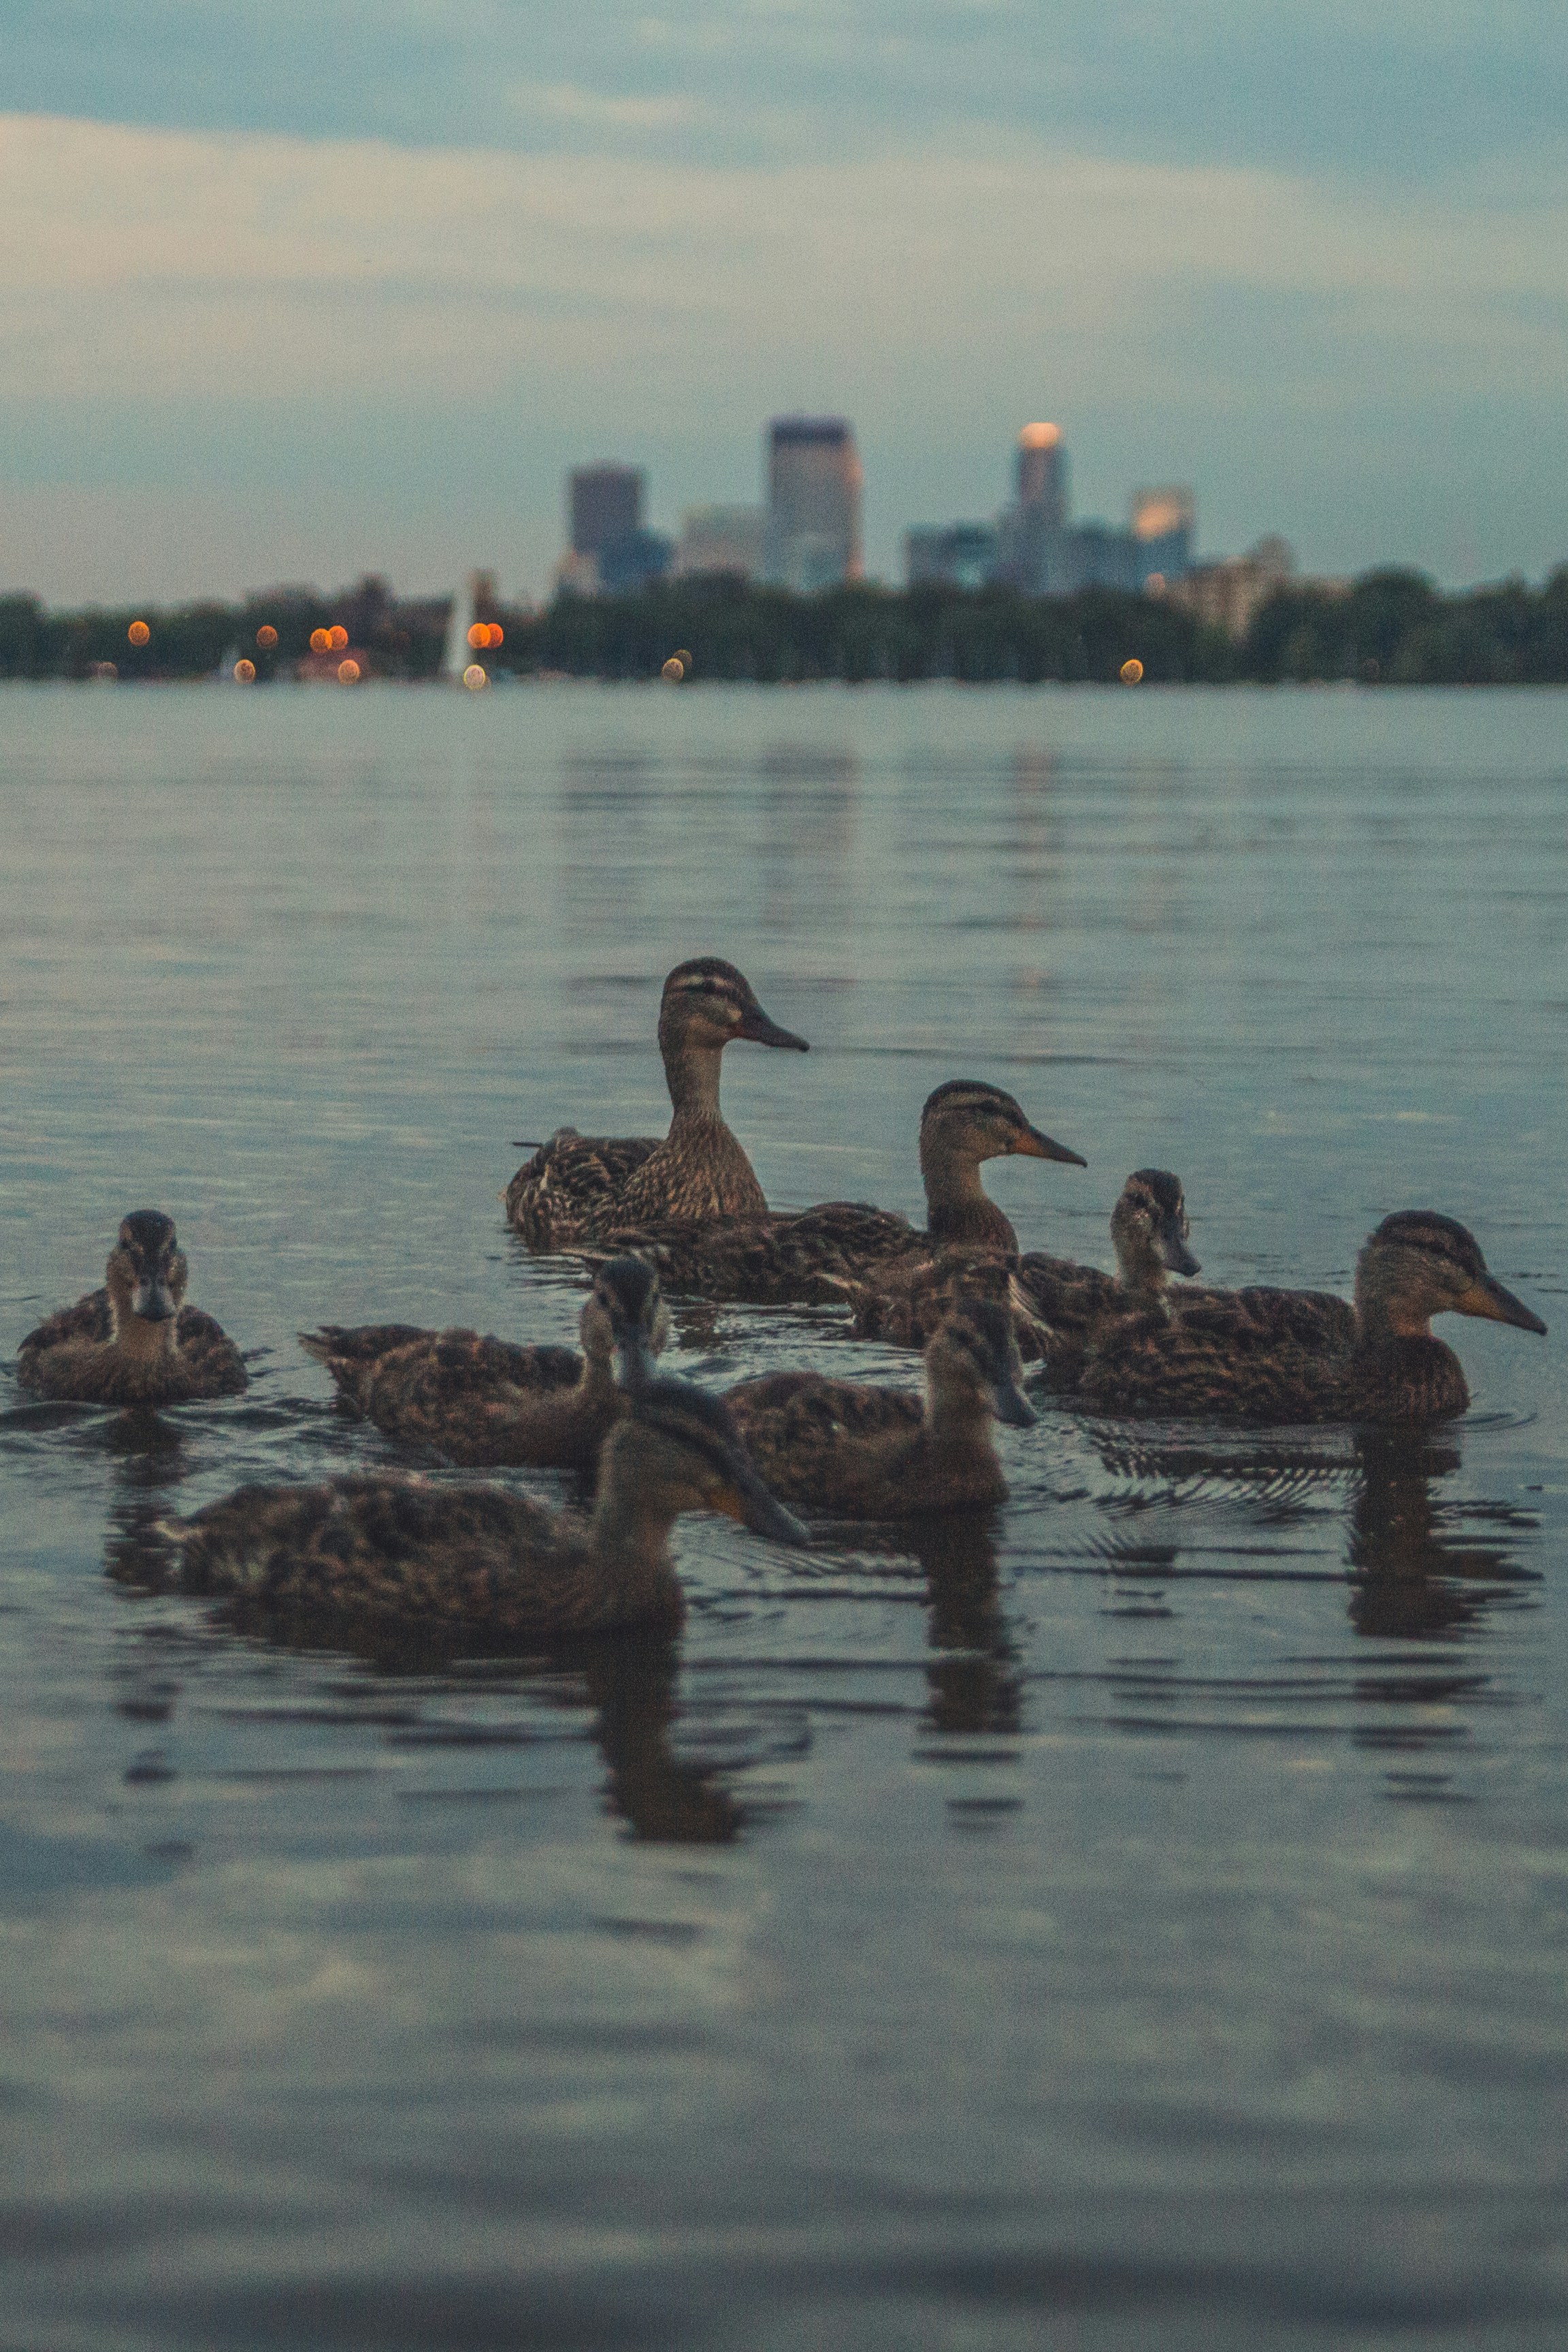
[3,1,1565,602]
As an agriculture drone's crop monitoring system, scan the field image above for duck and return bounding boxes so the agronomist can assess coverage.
[847,1167,1198,1359]
[137,1375,811,1641]
[505,958,810,1247]
[298,1254,670,1469]
[1075,1210,1547,1424]
[723,1298,1036,1517]
[593,1079,1085,1305]
[18,1211,247,1404]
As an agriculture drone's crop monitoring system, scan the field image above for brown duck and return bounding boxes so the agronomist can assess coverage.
[18,1211,247,1405]
[505,958,809,1247]
[140,1376,810,1641]
[1077,1211,1546,1424]
[724,1298,1036,1518]
[299,1255,669,1469]
[595,1079,1084,1305]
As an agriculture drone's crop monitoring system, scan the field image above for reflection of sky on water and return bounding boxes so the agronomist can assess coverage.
[2,685,1567,2347]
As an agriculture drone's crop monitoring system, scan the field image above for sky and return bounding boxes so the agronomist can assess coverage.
[3,1,1566,602]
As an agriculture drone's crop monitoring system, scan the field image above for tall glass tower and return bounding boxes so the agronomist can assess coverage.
[763,419,863,592]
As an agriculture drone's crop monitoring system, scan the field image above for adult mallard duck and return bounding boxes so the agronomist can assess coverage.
[595,1079,1085,1305]
[299,1255,670,1469]
[848,1167,1196,1358]
[18,1211,247,1405]
[1076,1211,1546,1424]
[724,1298,1036,1517]
[137,1376,810,1641]
[505,958,810,1247]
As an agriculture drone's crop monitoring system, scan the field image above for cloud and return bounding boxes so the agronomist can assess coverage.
[1,107,1565,595]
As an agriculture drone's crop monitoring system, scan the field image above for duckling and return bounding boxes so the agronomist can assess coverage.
[1077,1211,1547,1424]
[137,1377,810,1640]
[18,1211,247,1404]
[595,1079,1085,1305]
[848,1168,1195,1357]
[1015,1171,1202,1382]
[299,1255,670,1470]
[506,958,810,1247]
[724,1298,1036,1517]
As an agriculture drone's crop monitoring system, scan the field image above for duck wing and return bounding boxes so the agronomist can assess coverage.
[725,1370,926,1507]
[597,1200,917,1305]
[1077,1292,1367,1424]
[361,1332,595,1467]
[173,1307,250,1397]
[17,1286,112,1379]
[505,1130,662,1249]
[847,1247,1040,1354]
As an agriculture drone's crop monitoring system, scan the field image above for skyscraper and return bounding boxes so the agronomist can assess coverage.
[1130,487,1196,585]
[570,465,643,558]
[763,419,862,593]
[560,463,671,596]
[1015,422,1068,528]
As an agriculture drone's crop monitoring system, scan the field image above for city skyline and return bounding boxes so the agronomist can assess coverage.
[2,4,1565,602]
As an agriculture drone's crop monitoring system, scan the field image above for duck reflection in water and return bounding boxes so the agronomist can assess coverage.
[107,1520,745,1846]
[915,1516,1023,1737]
[1347,1429,1539,1641]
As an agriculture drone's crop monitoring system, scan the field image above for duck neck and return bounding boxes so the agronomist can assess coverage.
[1354,1247,1431,1346]
[921,1142,1017,1252]
[576,1346,619,1405]
[108,1280,179,1364]
[1112,1222,1169,1303]
[924,1365,996,1460]
[662,1035,728,1132]
[589,1436,684,1610]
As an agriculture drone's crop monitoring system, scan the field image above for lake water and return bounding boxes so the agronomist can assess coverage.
[2,681,1566,2349]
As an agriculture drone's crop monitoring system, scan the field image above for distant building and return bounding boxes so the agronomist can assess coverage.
[906,523,1000,591]
[1130,487,1196,589]
[674,505,766,581]
[1163,536,1293,639]
[924,424,1194,598]
[764,418,862,593]
[559,463,671,597]
[1015,422,1068,528]
[570,466,643,559]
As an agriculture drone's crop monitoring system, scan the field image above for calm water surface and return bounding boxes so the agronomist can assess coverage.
[2,683,1567,2349]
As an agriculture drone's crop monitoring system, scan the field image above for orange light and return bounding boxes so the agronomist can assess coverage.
[256,623,278,649]
[487,621,504,647]
[233,658,256,683]
[662,656,684,681]
[127,619,150,646]
[338,658,361,684]
[1019,422,1061,449]
[674,648,692,667]
[328,624,348,650]
[468,621,487,649]
[1120,657,1144,685]
[310,627,331,653]
[462,663,487,689]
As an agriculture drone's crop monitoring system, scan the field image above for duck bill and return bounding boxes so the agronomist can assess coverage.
[714,1470,813,1546]
[1458,1275,1548,1336]
[1160,1224,1202,1279]
[1013,1124,1087,1168]
[613,1335,664,1392]
[736,1003,811,1053]
[989,1375,1039,1429]
[132,1278,177,1323]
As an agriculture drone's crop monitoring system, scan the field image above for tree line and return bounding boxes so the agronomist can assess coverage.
[3,567,1566,685]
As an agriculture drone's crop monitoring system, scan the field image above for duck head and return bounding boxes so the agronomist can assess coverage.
[579,1253,672,1389]
[657,958,810,1060]
[1357,1211,1547,1341]
[105,1211,187,1334]
[918,1079,1084,1185]
[1111,1169,1201,1295]
[602,1377,813,1544]
[928,1297,1039,1428]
